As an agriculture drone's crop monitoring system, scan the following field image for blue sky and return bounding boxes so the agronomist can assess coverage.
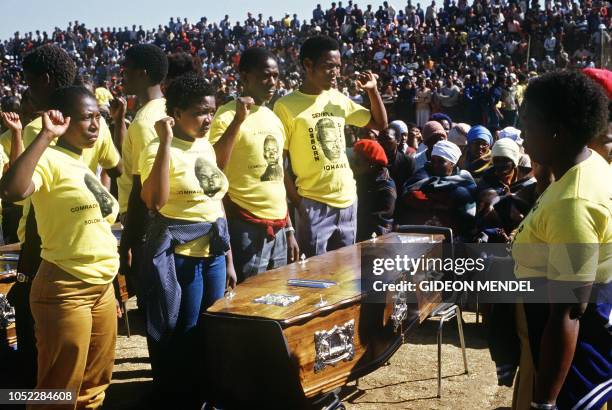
[0,0,321,40]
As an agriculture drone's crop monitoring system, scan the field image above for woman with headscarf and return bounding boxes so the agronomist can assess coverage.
[465,125,493,179]
[448,122,471,169]
[511,71,611,410]
[413,120,448,170]
[400,140,477,239]
[352,139,397,242]
[476,139,536,243]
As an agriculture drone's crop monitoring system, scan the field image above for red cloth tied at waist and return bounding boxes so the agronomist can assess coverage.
[223,196,288,240]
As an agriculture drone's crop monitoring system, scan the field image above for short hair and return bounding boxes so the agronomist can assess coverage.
[238,47,277,74]
[299,36,339,66]
[166,52,202,82]
[49,86,96,117]
[22,45,77,88]
[1,96,20,113]
[165,73,215,116]
[124,44,168,84]
[523,71,608,146]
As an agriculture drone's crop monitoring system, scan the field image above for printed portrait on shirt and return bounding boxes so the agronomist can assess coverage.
[315,118,342,162]
[84,173,114,218]
[194,157,223,198]
[260,135,283,182]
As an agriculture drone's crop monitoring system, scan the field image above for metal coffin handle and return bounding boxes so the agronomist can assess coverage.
[314,319,355,373]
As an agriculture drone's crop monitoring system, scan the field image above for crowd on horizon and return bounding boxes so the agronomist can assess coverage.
[1,0,611,127]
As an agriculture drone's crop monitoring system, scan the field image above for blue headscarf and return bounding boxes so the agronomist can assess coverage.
[466,125,493,146]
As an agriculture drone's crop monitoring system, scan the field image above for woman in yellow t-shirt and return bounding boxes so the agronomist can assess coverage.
[140,73,236,408]
[511,71,611,410]
[0,86,119,409]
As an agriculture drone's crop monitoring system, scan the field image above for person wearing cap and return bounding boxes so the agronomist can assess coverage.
[478,138,521,196]
[413,120,447,170]
[377,124,415,197]
[400,140,477,238]
[351,139,396,242]
[465,125,493,178]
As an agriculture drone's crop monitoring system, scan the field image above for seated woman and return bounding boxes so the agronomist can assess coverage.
[400,140,477,239]
[139,73,236,408]
[0,86,119,408]
[476,139,537,242]
[352,139,397,241]
[465,125,493,179]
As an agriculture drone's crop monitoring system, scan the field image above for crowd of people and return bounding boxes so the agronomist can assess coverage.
[1,0,611,125]
[0,2,610,410]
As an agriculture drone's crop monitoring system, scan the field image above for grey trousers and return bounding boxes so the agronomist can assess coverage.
[228,217,288,283]
[294,197,357,257]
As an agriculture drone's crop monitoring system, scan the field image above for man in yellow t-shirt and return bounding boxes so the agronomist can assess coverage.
[119,44,168,303]
[273,36,387,256]
[209,47,299,282]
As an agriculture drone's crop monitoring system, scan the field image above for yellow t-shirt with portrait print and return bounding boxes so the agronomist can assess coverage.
[118,98,166,213]
[512,151,612,284]
[30,145,120,284]
[208,100,287,220]
[17,115,121,243]
[273,88,371,208]
[140,136,228,258]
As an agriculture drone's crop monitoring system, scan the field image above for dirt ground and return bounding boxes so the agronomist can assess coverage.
[103,300,513,410]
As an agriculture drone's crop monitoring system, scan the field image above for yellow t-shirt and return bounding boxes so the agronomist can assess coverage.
[31,145,119,284]
[273,89,371,208]
[95,87,114,107]
[208,101,287,219]
[140,137,228,257]
[0,129,11,161]
[512,151,612,284]
[119,98,166,213]
[17,116,121,243]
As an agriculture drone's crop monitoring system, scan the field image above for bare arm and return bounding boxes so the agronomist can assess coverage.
[283,150,301,206]
[213,97,253,170]
[141,118,173,211]
[110,97,128,151]
[1,112,24,165]
[358,72,388,131]
[0,111,68,202]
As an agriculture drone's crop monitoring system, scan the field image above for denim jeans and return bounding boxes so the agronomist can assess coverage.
[148,254,225,408]
[228,217,288,283]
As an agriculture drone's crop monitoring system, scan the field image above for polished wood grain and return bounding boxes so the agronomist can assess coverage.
[204,233,446,404]
[208,233,444,325]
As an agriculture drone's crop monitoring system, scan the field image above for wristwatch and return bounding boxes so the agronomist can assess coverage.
[285,227,295,235]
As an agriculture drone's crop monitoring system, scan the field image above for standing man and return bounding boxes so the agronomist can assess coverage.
[209,48,299,282]
[274,36,387,256]
[119,44,168,304]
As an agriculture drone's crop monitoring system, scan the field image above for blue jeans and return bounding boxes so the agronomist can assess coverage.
[148,254,225,408]
[228,217,288,283]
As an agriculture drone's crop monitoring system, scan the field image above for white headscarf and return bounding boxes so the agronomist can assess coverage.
[431,140,462,164]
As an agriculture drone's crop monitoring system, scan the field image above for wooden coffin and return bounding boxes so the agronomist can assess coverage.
[202,233,444,409]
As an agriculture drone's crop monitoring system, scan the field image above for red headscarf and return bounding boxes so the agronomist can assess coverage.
[353,139,388,167]
[583,68,612,99]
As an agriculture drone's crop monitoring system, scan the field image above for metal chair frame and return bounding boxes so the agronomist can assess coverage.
[394,225,469,397]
